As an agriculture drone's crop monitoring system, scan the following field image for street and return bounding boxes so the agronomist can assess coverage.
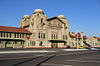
[0,50,100,66]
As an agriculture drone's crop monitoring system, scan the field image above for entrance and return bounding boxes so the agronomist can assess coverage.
[51,43,58,48]
[5,41,12,48]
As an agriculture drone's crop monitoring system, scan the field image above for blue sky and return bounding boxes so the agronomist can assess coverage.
[0,0,100,37]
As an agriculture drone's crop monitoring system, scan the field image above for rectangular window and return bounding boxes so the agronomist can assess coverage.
[32,41,35,46]
[51,34,53,39]
[63,35,64,39]
[43,33,45,39]
[20,34,21,38]
[0,41,1,43]
[1,32,2,37]
[10,33,11,37]
[22,34,24,38]
[56,35,58,39]
[17,34,19,38]
[4,33,5,37]
[64,43,66,46]
[21,41,24,45]
[66,35,67,40]
[54,34,55,39]
[15,41,17,44]
[7,33,8,37]
[15,33,16,38]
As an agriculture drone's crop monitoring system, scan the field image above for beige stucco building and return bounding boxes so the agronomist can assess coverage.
[19,9,69,48]
[0,26,32,48]
[86,36,100,47]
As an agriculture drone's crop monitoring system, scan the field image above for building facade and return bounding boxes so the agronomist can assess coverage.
[19,9,69,48]
[86,36,100,48]
[0,26,32,48]
[69,32,87,48]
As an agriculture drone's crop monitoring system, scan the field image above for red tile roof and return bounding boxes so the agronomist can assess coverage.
[83,36,87,39]
[26,37,30,40]
[69,33,75,37]
[0,26,32,33]
[75,32,81,39]
[97,38,100,40]
[72,32,75,34]
[69,34,75,37]
[93,36,100,40]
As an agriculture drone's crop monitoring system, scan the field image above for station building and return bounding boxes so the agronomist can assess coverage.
[0,9,70,48]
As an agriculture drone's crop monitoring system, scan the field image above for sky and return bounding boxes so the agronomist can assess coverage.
[0,0,100,37]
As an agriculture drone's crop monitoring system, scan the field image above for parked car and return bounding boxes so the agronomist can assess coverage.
[78,46,84,49]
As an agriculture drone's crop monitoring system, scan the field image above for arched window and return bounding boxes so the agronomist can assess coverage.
[38,33,40,38]
[40,41,43,46]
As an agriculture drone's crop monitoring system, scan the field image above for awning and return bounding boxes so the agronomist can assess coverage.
[48,39,66,43]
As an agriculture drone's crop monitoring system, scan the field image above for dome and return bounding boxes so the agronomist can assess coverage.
[57,15,66,19]
[33,9,44,14]
[23,15,31,18]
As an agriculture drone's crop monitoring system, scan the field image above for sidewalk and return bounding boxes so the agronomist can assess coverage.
[0,50,56,54]
[62,49,88,51]
[0,48,99,54]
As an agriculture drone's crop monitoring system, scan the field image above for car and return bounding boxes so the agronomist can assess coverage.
[78,46,84,49]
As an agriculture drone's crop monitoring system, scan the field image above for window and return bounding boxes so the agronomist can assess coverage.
[38,33,40,38]
[30,41,32,46]
[1,32,2,37]
[7,33,8,37]
[17,34,19,38]
[51,34,53,39]
[41,18,43,23]
[15,41,17,44]
[30,41,35,46]
[10,33,11,37]
[4,33,5,37]
[37,14,39,16]
[56,35,58,39]
[32,41,35,46]
[63,35,64,39]
[22,34,24,38]
[39,41,43,46]
[43,33,45,39]
[66,35,67,40]
[19,34,21,38]
[54,34,55,39]
[38,33,45,39]
[64,43,66,46]
[21,41,24,45]
[15,33,16,38]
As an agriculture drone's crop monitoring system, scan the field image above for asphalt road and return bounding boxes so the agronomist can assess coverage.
[0,50,100,66]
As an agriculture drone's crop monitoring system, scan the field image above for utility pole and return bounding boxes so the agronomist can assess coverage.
[77,29,78,50]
